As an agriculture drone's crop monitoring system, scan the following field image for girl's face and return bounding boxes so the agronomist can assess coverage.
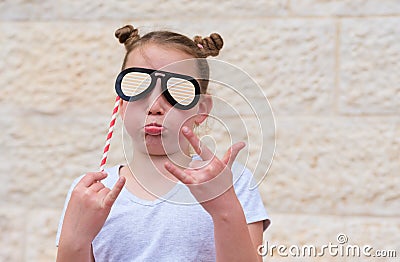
[119,44,211,156]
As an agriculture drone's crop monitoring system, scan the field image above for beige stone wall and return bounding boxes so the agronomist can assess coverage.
[1,0,399,261]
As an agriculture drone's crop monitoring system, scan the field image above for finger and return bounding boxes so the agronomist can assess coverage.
[165,162,194,184]
[79,172,108,187]
[181,126,214,160]
[221,142,246,168]
[102,176,126,208]
[89,181,105,192]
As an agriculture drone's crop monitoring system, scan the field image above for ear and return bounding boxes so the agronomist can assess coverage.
[194,94,212,125]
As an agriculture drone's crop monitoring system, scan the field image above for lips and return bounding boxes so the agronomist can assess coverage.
[144,123,164,135]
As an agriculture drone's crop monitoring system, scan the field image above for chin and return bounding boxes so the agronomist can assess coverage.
[145,147,167,156]
[138,132,182,156]
[146,144,184,157]
[142,138,169,156]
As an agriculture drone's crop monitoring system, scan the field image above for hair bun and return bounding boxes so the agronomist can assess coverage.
[115,25,140,50]
[194,33,224,57]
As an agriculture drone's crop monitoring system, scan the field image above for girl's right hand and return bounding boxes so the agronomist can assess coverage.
[59,171,126,246]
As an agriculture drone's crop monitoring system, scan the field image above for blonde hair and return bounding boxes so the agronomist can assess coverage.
[115,25,224,94]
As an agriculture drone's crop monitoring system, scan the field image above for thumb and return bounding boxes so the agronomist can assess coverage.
[221,142,246,168]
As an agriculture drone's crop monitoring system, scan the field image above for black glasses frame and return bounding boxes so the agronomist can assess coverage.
[115,67,201,110]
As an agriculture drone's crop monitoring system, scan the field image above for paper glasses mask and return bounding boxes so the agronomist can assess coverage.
[115,67,201,110]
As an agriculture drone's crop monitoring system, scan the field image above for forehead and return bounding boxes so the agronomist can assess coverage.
[124,44,199,77]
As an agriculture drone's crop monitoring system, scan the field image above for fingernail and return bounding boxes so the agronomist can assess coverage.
[182,126,190,134]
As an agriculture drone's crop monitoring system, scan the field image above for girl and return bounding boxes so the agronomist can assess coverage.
[56,25,270,262]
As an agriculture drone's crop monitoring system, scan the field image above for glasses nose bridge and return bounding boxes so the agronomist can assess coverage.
[153,71,167,81]
[151,72,167,93]
[147,72,168,111]
[150,72,166,90]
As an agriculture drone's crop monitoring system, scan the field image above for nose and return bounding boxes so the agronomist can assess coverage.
[147,79,168,115]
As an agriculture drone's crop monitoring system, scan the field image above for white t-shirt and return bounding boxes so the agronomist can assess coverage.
[56,161,270,262]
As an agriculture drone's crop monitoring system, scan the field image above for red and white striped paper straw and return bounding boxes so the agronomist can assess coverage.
[100,96,121,172]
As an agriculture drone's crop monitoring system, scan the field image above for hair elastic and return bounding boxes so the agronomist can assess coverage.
[197,43,204,49]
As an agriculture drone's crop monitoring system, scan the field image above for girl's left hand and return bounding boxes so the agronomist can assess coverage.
[165,126,245,216]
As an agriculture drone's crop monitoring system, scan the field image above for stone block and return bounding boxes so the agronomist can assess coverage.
[0,208,25,261]
[339,18,400,114]
[214,19,336,116]
[259,116,400,216]
[25,209,60,262]
[0,0,289,20]
[0,22,124,114]
[4,107,126,209]
[292,0,400,16]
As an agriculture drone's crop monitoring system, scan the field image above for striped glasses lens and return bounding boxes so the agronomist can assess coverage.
[166,77,197,106]
[120,71,152,98]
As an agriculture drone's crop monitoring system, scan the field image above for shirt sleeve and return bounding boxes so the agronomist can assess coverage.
[232,161,271,231]
[55,174,84,247]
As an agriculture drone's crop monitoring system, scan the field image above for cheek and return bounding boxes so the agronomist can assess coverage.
[121,103,147,134]
[163,108,198,130]
[162,109,197,148]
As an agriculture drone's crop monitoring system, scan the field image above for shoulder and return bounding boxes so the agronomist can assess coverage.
[230,161,271,231]
[231,161,255,193]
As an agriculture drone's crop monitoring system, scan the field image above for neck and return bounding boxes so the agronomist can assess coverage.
[126,150,191,196]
